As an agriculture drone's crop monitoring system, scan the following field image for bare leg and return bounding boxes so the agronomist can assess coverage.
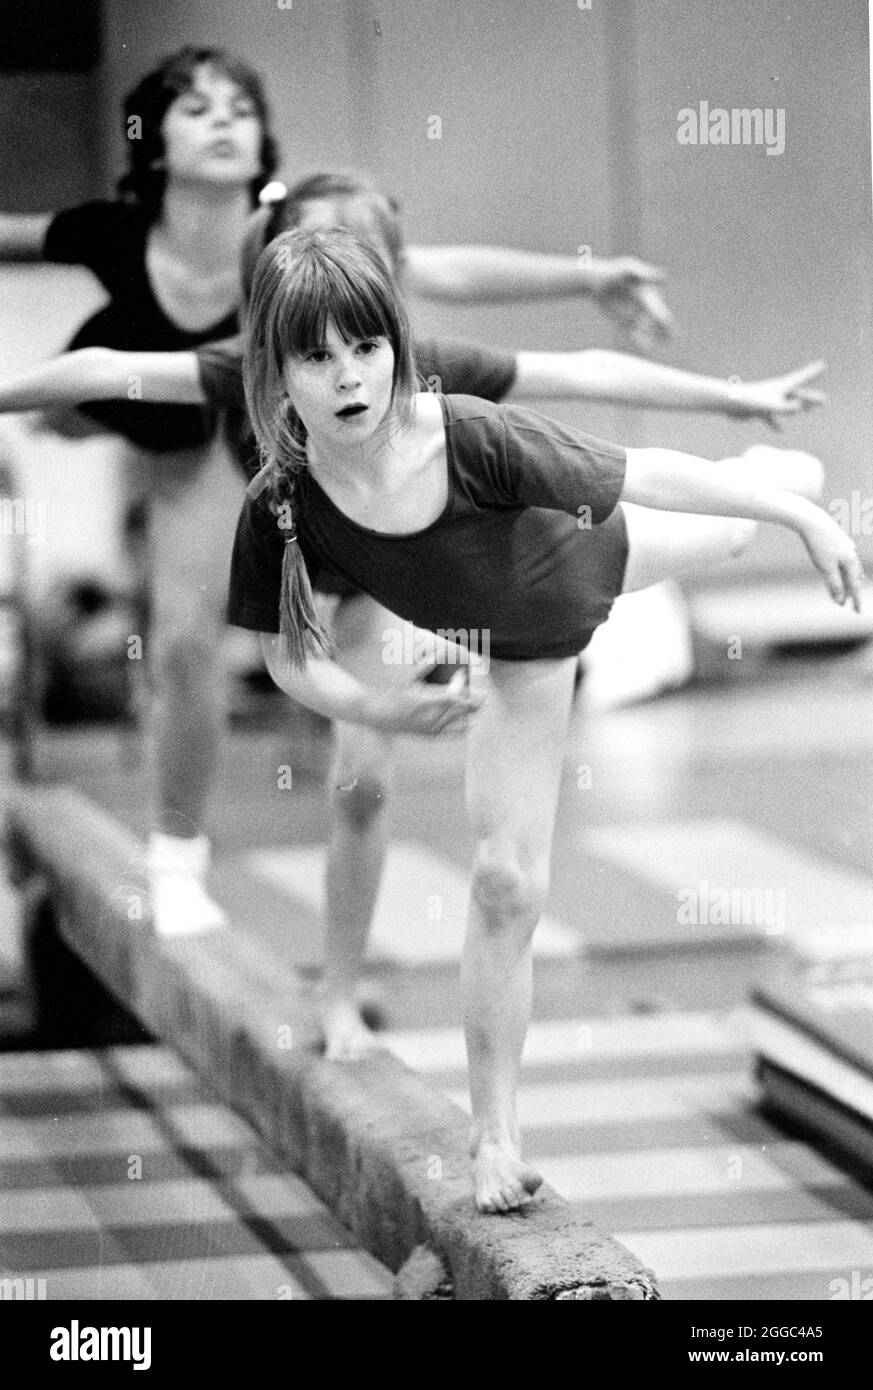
[147,438,243,834]
[463,656,577,1213]
[319,595,427,1058]
[144,436,243,934]
[321,725,393,1057]
[620,504,759,593]
[149,591,228,837]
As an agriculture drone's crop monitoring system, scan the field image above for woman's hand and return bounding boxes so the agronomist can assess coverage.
[798,509,866,611]
[364,669,484,736]
[584,258,674,351]
[726,361,827,430]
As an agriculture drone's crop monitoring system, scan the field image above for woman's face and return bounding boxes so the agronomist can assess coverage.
[283,319,396,453]
[161,64,262,189]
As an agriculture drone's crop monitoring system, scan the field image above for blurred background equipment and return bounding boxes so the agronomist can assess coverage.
[31,571,137,724]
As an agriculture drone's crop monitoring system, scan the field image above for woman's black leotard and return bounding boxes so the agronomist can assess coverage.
[44,199,236,452]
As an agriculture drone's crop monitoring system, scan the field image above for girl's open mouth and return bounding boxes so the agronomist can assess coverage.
[336,404,368,418]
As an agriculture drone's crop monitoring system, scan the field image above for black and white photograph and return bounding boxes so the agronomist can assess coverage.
[0,0,871,1335]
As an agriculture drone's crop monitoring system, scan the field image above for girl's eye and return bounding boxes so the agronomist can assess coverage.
[357,341,379,355]
[234,101,257,119]
[306,350,330,364]
[182,100,207,115]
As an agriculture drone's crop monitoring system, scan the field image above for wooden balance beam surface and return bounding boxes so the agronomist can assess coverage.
[4,785,659,1301]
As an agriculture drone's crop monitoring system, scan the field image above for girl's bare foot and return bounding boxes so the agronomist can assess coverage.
[471,1134,543,1214]
[741,445,825,502]
[320,993,382,1061]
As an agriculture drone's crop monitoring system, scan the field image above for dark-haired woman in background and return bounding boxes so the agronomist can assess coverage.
[0,47,673,935]
[0,47,278,934]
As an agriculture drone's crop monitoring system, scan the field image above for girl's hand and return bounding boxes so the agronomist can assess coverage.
[800,509,866,612]
[365,669,484,736]
[727,361,827,430]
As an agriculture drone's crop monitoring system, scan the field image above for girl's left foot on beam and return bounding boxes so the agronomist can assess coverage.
[471,1135,543,1214]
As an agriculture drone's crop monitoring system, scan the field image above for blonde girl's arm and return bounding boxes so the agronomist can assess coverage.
[508,351,826,427]
[0,347,206,413]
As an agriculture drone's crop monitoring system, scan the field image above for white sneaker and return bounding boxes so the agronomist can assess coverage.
[146,832,227,937]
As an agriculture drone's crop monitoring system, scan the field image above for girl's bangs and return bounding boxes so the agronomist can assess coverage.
[273,252,395,361]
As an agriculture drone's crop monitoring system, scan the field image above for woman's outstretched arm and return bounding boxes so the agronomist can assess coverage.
[0,347,206,412]
[621,446,866,610]
[405,245,672,346]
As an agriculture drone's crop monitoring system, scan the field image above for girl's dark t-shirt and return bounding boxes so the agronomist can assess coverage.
[227,394,629,660]
[44,200,237,452]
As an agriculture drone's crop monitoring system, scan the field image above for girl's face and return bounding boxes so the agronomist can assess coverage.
[283,319,396,451]
[161,64,262,188]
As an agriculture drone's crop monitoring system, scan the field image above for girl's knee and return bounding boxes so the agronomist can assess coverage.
[470,845,548,927]
[151,614,223,696]
[330,725,393,828]
[330,771,389,828]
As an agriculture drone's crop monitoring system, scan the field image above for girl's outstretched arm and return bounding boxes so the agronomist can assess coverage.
[509,351,826,428]
[405,245,672,347]
[622,447,866,611]
[259,634,482,734]
[0,347,206,413]
[0,212,52,261]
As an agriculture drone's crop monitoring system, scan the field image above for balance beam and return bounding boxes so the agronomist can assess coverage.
[5,785,659,1301]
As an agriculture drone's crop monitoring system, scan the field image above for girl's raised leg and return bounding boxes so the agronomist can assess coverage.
[462,654,578,1213]
[620,445,824,593]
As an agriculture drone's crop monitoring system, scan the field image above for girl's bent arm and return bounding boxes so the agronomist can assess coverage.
[0,348,206,413]
[259,634,481,735]
[622,446,865,610]
[0,212,52,261]
[622,447,817,522]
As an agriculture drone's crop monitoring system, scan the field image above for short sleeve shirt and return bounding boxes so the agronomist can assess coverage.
[227,394,628,659]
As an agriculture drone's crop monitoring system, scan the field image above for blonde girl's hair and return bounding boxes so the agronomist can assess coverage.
[242,226,417,668]
[239,169,407,310]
